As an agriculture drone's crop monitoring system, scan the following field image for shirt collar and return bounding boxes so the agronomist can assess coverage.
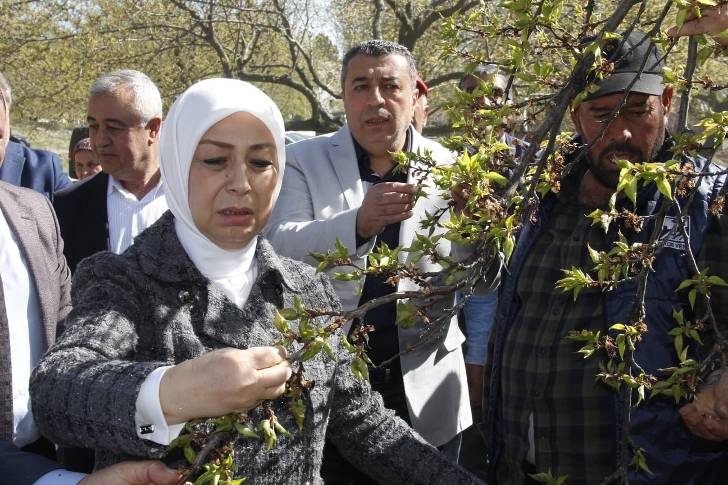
[108,173,164,201]
[352,126,413,182]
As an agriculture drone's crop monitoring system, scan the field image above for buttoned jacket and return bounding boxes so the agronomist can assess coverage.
[30,212,482,485]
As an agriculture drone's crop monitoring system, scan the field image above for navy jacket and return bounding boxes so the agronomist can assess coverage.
[486,145,728,484]
[0,440,60,484]
[0,141,71,199]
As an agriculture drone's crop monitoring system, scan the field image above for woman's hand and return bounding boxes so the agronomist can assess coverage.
[159,346,292,424]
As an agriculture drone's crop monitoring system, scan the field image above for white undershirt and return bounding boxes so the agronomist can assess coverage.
[33,469,86,484]
[107,176,168,254]
[0,207,43,448]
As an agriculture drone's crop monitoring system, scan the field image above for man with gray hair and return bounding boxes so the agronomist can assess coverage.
[0,71,71,198]
[267,39,471,483]
[54,69,167,273]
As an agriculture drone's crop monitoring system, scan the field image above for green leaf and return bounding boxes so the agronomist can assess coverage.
[633,448,654,475]
[485,171,509,186]
[618,338,626,360]
[341,334,356,353]
[503,235,515,263]
[279,308,298,320]
[688,288,697,309]
[351,356,370,381]
[335,237,349,258]
[655,176,673,200]
[184,444,196,464]
[258,419,276,450]
[587,244,600,264]
[272,418,292,438]
[676,8,687,31]
[168,433,192,451]
[300,338,324,361]
[697,45,715,66]
[289,397,306,431]
[675,279,695,292]
[235,422,260,439]
[680,346,689,363]
[334,271,362,281]
[672,309,684,325]
[707,275,728,286]
[273,311,289,334]
[625,176,638,206]
[689,329,703,345]
[194,469,216,485]
[322,341,335,361]
[396,300,417,329]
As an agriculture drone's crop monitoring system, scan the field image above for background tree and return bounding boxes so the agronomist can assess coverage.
[0,0,481,133]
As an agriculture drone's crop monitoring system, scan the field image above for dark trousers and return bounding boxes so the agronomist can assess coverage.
[22,437,94,473]
[21,436,56,461]
[458,404,488,480]
[57,446,95,473]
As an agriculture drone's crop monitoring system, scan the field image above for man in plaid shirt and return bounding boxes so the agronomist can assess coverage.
[483,18,728,485]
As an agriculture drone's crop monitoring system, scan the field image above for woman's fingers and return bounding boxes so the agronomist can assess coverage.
[256,360,293,388]
[248,345,288,369]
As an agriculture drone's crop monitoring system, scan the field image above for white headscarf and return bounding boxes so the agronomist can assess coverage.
[160,78,286,308]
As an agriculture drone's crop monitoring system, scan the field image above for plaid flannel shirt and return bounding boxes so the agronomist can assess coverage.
[495,154,727,485]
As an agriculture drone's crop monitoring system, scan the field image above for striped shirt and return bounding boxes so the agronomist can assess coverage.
[107,175,167,254]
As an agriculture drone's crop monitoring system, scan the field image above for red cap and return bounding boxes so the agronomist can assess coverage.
[416,76,429,97]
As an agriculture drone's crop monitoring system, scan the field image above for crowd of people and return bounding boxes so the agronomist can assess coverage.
[1,5,728,485]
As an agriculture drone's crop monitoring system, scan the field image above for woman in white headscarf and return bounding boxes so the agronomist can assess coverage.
[30,79,481,485]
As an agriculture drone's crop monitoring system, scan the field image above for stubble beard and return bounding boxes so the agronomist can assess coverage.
[587,113,666,190]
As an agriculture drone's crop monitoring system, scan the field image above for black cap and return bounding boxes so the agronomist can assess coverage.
[584,30,664,101]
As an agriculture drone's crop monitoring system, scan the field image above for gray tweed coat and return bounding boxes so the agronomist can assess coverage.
[30,212,482,485]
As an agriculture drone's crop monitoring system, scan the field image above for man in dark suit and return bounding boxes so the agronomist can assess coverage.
[0,71,71,198]
[54,69,166,273]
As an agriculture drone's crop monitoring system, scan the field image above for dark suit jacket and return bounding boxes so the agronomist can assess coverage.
[0,181,72,437]
[0,141,72,199]
[53,171,108,273]
[0,439,61,484]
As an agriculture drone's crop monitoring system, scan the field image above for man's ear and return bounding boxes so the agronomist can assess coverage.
[570,107,582,136]
[147,117,162,145]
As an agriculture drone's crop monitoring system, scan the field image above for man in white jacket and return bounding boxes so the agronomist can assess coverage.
[266,40,470,483]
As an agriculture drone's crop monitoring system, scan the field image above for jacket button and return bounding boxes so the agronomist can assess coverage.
[178,290,192,304]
